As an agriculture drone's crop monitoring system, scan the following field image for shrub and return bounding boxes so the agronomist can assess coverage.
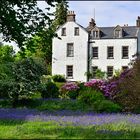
[0,80,15,99]
[52,74,66,82]
[108,58,140,112]
[84,79,120,100]
[40,75,53,84]
[78,88,105,105]
[0,57,48,107]
[59,82,79,99]
[38,82,59,98]
[94,100,122,113]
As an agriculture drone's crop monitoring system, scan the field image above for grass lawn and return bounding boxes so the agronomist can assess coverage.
[0,119,140,139]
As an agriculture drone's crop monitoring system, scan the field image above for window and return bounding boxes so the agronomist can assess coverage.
[74,27,79,36]
[115,30,122,38]
[93,31,99,38]
[107,66,113,77]
[107,46,114,59]
[92,47,98,58]
[66,65,73,78]
[122,46,129,59]
[92,66,98,78]
[62,28,66,36]
[122,66,128,71]
[67,43,74,57]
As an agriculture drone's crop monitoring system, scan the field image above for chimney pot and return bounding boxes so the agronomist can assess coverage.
[136,16,140,27]
[67,10,76,22]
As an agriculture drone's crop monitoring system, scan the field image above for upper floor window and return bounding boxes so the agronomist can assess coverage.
[66,65,73,79]
[115,30,122,38]
[62,28,66,36]
[74,27,79,36]
[107,66,113,77]
[67,43,74,57]
[92,47,98,58]
[107,46,114,59]
[122,46,129,59]
[93,31,99,38]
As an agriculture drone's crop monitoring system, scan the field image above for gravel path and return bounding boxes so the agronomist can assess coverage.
[0,108,140,126]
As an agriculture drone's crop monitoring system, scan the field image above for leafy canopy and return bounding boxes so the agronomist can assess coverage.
[0,0,65,48]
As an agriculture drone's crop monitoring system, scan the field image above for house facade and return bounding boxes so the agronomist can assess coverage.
[52,11,140,82]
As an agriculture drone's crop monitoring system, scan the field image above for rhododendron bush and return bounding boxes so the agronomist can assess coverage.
[59,82,80,99]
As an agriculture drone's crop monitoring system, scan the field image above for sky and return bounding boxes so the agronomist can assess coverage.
[37,1,140,27]
[68,1,140,27]
[3,1,140,49]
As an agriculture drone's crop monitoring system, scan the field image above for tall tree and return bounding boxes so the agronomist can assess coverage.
[0,0,64,48]
[20,1,68,64]
[53,1,68,30]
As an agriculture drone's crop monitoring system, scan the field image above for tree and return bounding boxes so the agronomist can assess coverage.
[53,1,68,30]
[0,0,65,48]
[18,0,68,64]
[0,44,15,63]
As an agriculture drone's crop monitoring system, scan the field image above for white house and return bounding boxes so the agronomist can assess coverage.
[52,11,140,82]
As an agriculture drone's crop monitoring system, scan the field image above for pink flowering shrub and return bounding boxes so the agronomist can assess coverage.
[59,82,80,99]
[84,79,119,99]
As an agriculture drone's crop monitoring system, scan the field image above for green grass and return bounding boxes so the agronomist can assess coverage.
[0,120,139,139]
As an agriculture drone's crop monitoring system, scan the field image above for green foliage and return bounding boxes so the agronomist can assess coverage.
[94,100,122,113]
[0,80,15,99]
[0,0,64,47]
[0,45,15,63]
[38,82,59,98]
[95,69,106,79]
[53,1,68,29]
[40,75,53,84]
[114,69,122,78]
[55,82,65,89]
[85,69,106,80]
[52,74,66,82]
[0,58,47,106]
[78,88,105,105]
[37,99,87,111]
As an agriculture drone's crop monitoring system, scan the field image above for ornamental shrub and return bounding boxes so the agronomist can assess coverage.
[78,88,105,105]
[40,75,53,83]
[59,82,79,99]
[84,79,120,99]
[39,82,59,98]
[94,100,122,113]
[114,58,140,112]
[52,74,66,82]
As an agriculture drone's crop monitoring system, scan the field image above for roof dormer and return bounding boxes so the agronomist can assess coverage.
[90,26,100,39]
[114,25,123,38]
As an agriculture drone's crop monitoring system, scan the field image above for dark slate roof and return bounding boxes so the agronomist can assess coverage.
[86,26,140,39]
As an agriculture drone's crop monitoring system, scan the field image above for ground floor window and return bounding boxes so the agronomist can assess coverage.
[92,66,98,78]
[107,66,113,77]
[66,65,73,79]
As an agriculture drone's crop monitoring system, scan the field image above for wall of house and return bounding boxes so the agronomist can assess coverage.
[52,21,88,82]
[90,38,137,73]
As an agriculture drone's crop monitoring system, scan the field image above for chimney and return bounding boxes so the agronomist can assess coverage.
[67,11,76,22]
[89,18,96,28]
[136,16,140,27]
